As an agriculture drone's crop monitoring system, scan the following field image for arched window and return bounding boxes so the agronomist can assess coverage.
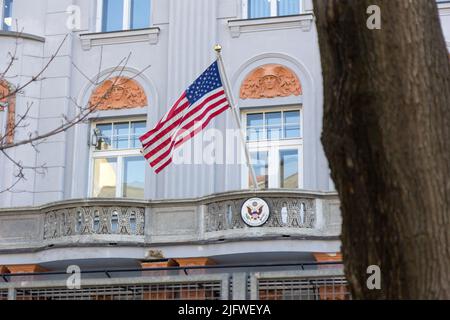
[88,77,148,199]
[239,64,303,190]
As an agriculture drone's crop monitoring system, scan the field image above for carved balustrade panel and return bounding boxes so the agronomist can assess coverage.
[44,206,145,239]
[205,197,316,232]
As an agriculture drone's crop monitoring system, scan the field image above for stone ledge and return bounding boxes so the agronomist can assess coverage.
[228,14,314,38]
[79,27,160,50]
[0,189,338,214]
[0,30,45,43]
[439,2,450,15]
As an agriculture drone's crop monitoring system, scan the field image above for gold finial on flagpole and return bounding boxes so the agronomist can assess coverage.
[214,44,222,53]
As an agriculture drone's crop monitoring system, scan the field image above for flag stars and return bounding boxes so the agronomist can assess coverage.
[186,61,223,105]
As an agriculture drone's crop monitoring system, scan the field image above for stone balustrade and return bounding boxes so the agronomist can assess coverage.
[0,190,341,252]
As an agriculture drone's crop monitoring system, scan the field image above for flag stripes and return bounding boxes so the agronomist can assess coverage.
[140,61,230,174]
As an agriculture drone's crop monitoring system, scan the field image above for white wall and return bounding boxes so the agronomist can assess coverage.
[1,0,448,207]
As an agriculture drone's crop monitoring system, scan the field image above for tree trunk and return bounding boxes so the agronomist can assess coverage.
[313,0,450,299]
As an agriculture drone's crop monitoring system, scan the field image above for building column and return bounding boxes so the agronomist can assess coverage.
[232,272,248,300]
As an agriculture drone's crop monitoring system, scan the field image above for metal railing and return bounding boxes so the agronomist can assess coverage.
[249,268,350,300]
[256,276,350,300]
[15,281,224,301]
[0,262,349,301]
[0,289,8,300]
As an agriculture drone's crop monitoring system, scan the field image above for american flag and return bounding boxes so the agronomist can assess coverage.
[140,61,230,173]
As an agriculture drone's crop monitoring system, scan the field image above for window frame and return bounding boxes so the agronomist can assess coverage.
[241,106,304,189]
[1,0,13,31]
[88,117,147,199]
[96,0,152,33]
[242,0,304,20]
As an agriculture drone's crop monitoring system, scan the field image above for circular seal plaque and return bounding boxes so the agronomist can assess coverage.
[241,198,270,227]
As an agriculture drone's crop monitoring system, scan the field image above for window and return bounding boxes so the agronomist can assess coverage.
[243,0,303,19]
[244,108,302,189]
[99,0,151,32]
[1,0,13,31]
[90,119,147,199]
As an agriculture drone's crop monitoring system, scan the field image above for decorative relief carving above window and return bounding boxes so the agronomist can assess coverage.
[240,64,302,99]
[0,80,15,144]
[89,77,148,111]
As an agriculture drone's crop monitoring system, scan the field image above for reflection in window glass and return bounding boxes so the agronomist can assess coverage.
[278,0,300,16]
[131,0,151,29]
[131,121,147,148]
[284,110,301,139]
[93,158,117,197]
[3,0,13,30]
[123,156,145,198]
[247,113,264,127]
[250,151,269,189]
[113,122,130,149]
[266,112,282,140]
[248,0,271,18]
[280,149,298,188]
[97,123,112,150]
[96,121,146,150]
[247,113,264,141]
[247,110,301,141]
[102,0,124,32]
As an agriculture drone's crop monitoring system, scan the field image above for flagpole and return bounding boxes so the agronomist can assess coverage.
[214,44,259,191]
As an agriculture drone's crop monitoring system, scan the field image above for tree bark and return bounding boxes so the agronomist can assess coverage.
[313,0,450,299]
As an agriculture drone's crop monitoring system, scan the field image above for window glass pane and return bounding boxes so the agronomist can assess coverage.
[247,127,265,141]
[280,149,298,188]
[113,122,130,149]
[285,125,301,139]
[131,0,151,29]
[284,111,301,138]
[3,0,13,30]
[266,112,281,126]
[247,113,264,127]
[248,0,271,18]
[284,110,300,124]
[247,113,264,141]
[93,158,117,197]
[123,156,145,198]
[96,123,112,150]
[102,0,124,32]
[131,121,147,148]
[250,151,269,189]
[266,112,282,140]
[277,0,300,16]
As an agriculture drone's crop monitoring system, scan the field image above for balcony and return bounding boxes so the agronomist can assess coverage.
[0,190,341,253]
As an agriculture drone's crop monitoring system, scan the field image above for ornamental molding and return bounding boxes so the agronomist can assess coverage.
[89,77,148,111]
[0,30,45,43]
[43,206,145,240]
[438,2,450,16]
[205,197,316,232]
[228,14,314,38]
[240,64,302,99]
[79,27,160,50]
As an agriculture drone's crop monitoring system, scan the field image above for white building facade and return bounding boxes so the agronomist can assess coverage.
[0,0,448,300]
